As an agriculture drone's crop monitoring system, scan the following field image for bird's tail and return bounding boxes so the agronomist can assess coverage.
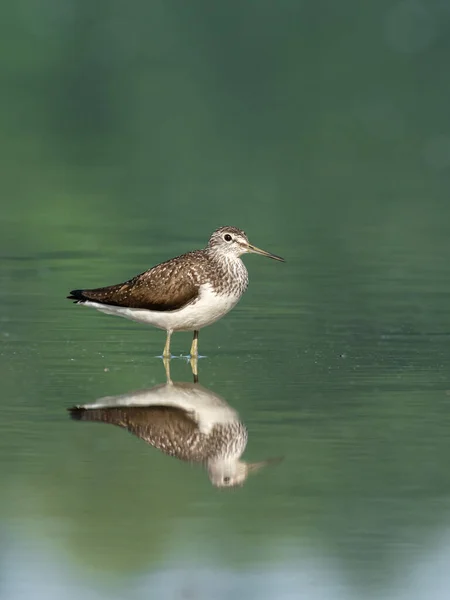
[68,406,107,423]
[67,289,88,302]
[68,406,130,429]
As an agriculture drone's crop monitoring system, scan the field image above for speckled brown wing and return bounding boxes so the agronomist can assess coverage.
[69,405,207,462]
[67,251,210,311]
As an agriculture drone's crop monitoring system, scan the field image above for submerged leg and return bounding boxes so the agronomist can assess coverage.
[163,330,172,358]
[190,330,199,358]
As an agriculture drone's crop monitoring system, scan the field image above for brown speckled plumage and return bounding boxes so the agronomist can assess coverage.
[69,379,281,487]
[68,227,250,310]
[67,225,283,355]
[69,404,247,463]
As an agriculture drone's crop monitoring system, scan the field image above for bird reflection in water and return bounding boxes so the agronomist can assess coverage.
[69,359,281,488]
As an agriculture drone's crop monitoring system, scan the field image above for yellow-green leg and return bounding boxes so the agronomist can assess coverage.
[163,330,172,358]
[190,330,199,358]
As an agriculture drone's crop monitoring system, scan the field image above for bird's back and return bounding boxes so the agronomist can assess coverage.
[67,250,213,310]
[69,404,247,463]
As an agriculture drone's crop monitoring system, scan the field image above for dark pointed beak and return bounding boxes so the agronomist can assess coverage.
[247,456,284,474]
[244,243,285,262]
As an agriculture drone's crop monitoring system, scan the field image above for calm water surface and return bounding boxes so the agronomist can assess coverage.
[2,226,450,600]
[2,1,450,598]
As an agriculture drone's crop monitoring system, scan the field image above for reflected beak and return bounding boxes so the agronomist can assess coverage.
[243,243,285,262]
[247,457,284,474]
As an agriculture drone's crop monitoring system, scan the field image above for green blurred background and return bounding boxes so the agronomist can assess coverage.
[2,1,450,599]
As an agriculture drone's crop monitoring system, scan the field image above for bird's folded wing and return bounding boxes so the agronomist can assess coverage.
[69,405,201,458]
[68,257,203,311]
[70,405,199,432]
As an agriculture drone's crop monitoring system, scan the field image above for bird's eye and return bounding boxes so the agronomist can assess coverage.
[223,476,231,484]
[224,234,232,242]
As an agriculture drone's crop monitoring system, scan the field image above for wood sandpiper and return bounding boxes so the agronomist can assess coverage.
[67,226,284,357]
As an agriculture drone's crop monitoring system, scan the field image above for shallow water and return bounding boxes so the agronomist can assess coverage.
[3,232,450,599]
[2,2,450,599]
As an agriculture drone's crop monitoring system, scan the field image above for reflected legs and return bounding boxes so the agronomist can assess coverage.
[190,356,198,384]
[163,340,198,383]
[163,357,172,383]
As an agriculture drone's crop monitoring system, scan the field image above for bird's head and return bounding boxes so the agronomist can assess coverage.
[207,457,283,488]
[207,226,284,262]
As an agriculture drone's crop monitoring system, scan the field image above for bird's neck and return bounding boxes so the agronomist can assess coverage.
[205,249,249,294]
[209,422,248,460]
[206,246,241,266]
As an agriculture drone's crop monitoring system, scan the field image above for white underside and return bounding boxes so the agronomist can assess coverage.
[82,382,240,435]
[82,283,241,332]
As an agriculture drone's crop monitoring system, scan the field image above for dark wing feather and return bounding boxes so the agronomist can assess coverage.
[69,405,205,461]
[67,251,208,311]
